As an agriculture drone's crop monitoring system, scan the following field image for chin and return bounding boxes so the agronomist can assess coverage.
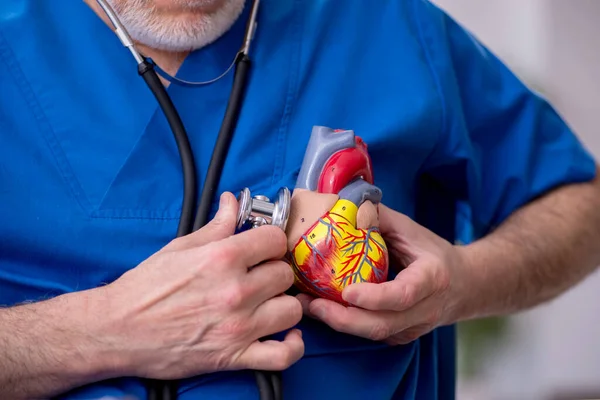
[110,0,246,52]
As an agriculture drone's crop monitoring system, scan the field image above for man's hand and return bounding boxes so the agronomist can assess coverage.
[0,192,304,399]
[298,175,600,345]
[297,204,467,345]
[100,192,304,379]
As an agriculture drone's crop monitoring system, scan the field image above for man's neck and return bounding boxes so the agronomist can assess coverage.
[84,0,188,80]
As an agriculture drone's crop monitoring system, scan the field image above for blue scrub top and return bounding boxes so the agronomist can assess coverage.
[0,1,596,399]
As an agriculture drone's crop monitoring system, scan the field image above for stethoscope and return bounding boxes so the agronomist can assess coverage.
[94,1,290,399]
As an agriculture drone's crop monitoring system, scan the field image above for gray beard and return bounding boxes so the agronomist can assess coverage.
[107,0,246,52]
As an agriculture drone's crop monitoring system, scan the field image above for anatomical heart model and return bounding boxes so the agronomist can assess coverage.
[285,126,389,304]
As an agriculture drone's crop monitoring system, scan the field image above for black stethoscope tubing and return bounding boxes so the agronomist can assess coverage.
[137,59,198,237]
[94,0,281,399]
[141,51,280,400]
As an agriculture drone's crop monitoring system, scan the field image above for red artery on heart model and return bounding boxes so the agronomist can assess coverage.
[285,126,389,305]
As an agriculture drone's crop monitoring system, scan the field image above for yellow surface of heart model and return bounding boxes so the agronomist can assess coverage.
[288,199,388,304]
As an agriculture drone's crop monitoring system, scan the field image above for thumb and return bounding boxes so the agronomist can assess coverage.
[378,203,443,263]
[164,192,239,252]
[377,203,416,237]
[204,191,239,237]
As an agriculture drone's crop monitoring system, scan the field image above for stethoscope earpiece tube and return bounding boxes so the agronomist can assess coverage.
[193,54,252,230]
[138,61,198,237]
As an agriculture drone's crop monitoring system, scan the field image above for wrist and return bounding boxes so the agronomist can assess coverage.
[451,235,520,321]
[55,288,129,382]
[0,289,128,398]
[449,243,489,322]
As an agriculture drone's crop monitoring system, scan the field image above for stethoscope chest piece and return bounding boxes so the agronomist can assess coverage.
[236,187,291,231]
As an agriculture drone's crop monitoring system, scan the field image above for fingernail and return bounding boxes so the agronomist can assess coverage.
[296,294,309,306]
[296,298,307,310]
[296,329,303,338]
[311,307,326,319]
[342,288,358,305]
[219,192,230,208]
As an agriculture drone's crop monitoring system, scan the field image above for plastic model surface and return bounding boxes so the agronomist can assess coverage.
[285,126,389,304]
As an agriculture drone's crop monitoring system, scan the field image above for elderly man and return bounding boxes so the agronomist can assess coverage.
[1,0,599,399]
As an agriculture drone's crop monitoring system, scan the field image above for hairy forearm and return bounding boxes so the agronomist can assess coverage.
[459,170,600,320]
[0,289,119,399]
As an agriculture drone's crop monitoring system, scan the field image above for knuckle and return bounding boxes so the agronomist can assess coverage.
[211,213,236,234]
[400,285,416,307]
[209,244,238,267]
[369,322,392,341]
[222,283,247,310]
[207,217,225,232]
[272,353,290,370]
[275,346,298,370]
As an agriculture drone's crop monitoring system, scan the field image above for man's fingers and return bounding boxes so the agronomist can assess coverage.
[164,192,239,252]
[244,261,295,305]
[251,295,303,339]
[236,329,304,371]
[342,261,437,311]
[305,294,442,343]
[296,293,316,317]
[306,298,402,341]
[220,224,288,269]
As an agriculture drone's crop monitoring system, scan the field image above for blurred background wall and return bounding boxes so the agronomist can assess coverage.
[430,1,600,399]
